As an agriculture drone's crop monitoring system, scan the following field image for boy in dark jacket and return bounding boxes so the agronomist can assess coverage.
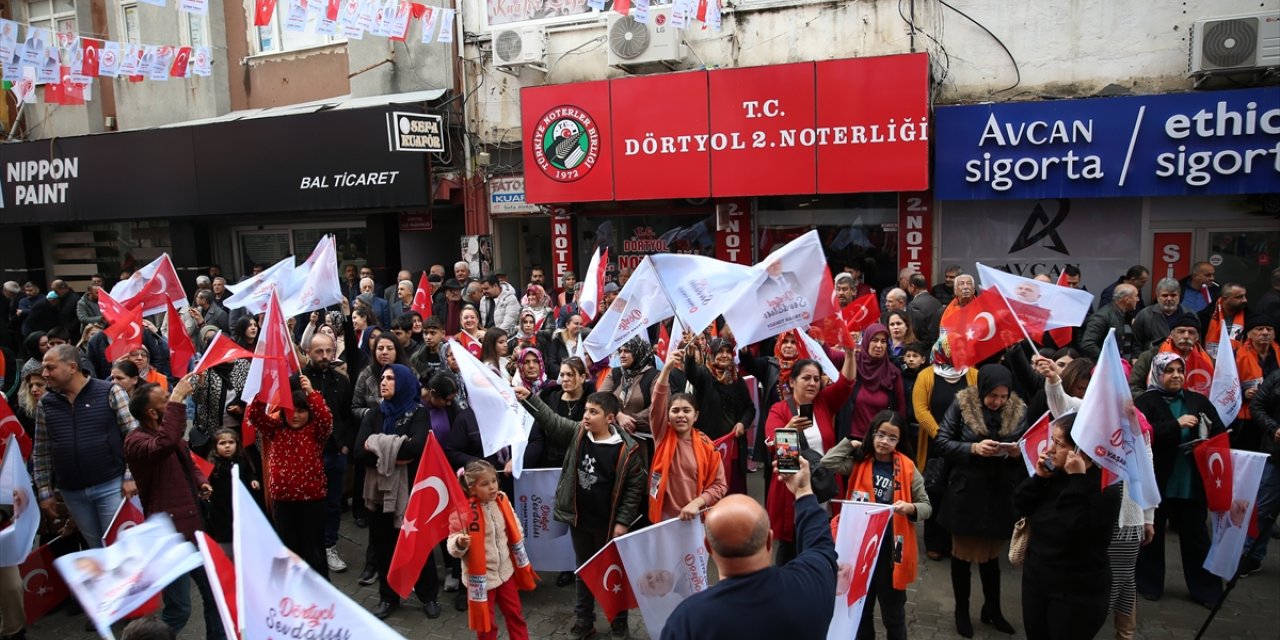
[516,387,647,640]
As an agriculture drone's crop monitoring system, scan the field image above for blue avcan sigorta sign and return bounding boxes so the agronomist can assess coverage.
[934,87,1280,200]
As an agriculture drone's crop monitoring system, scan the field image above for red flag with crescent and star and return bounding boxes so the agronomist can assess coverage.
[847,507,892,606]
[97,289,128,325]
[191,331,261,376]
[576,539,636,621]
[1194,430,1233,513]
[941,287,1023,369]
[165,299,196,377]
[411,271,433,319]
[0,396,33,461]
[387,433,471,598]
[713,430,738,471]
[104,303,145,362]
[1017,411,1053,477]
[18,543,70,624]
[254,0,278,26]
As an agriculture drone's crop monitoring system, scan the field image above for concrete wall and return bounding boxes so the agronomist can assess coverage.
[347,3,455,98]
[459,0,1271,145]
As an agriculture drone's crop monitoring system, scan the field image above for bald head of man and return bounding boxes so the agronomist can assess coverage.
[704,495,773,578]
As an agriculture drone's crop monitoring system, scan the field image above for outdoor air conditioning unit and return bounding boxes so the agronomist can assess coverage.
[1189,11,1280,74]
[607,7,687,69]
[492,26,547,70]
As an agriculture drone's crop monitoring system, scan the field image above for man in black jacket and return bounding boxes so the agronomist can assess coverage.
[299,333,355,575]
[1240,369,1280,576]
[662,457,836,640]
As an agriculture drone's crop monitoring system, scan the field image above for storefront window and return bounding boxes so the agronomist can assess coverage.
[47,220,171,288]
[757,194,899,293]
[1207,229,1279,300]
[232,224,366,280]
[577,211,717,281]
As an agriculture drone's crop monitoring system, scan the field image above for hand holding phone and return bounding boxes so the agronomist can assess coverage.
[798,404,814,421]
[775,428,801,474]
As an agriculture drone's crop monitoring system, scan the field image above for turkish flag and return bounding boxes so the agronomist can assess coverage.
[191,450,214,479]
[842,292,880,334]
[0,396,33,461]
[611,0,631,15]
[169,46,191,77]
[847,508,892,607]
[327,0,342,20]
[165,299,196,377]
[1194,431,1233,513]
[79,38,102,76]
[98,290,128,325]
[191,331,260,376]
[102,496,162,618]
[456,329,481,358]
[43,78,64,105]
[58,66,86,106]
[113,254,186,317]
[104,303,145,362]
[409,1,427,18]
[654,321,671,361]
[713,430,738,471]
[1016,411,1052,477]
[256,292,297,414]
[576,540,636,621]
[387,433,471,598]
[411,271,432,318]
[1048,271,1073,348]
[941,288,1023,369]
[18,544,70,624]
[255,0,278,26]
[195,532,238,635]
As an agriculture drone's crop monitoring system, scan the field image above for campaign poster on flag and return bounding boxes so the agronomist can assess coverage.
[0,436,38,567]
[827,501,894,640]
[451,339,535,477]
[795,327,840,380]
[975,263,1094,331]
[1017,412,1053,476]
[55,515,202,636]
[1203,450,1267,580]
[584,257,675,362]
[513,468,575,571]
[722,230,833,346]
[613,517,709,638]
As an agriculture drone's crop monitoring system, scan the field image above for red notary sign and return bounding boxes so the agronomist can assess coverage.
[521,53,929,204]
[550,212,574,283]
[715,200,752,265]
[898,191,933,284]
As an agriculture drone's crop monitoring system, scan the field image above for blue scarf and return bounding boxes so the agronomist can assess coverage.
[379,364,421,434]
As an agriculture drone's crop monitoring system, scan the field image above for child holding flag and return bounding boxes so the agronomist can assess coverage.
[448,460,536,640]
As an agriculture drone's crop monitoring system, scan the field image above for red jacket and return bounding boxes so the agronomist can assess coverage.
[123,402,208,542]
[248,392,332,502]
[764,375,854,542]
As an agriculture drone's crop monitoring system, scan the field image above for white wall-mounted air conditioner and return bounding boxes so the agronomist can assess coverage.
[607,7,686,69]
[1190,11,1280,73]
[493,26,547,69]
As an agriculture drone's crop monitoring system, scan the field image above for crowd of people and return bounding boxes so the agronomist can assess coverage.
[0,255,1277,640]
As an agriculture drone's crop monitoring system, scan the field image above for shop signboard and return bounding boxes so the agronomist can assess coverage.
[934,88,1280,200]
[488,176,540,214]
[521,53,930,204]
[715,200,752,265]
[1151,231,1193,299]
[898,191,933,284]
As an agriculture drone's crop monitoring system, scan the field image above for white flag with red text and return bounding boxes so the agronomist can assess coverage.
[1208,320,1243,425]
[722,230,835,346]
[222,255,295,314]
[578,246,609,325]
[450,339,535,478]
[613,516,709,638]
[233,472,404,638]
[649,252,755,338]
[795,327,840,381]
[1203,450,1267,579]
[281,234,344,317]
[0,435,38,567]
[583,257,675,362]
[513,468,575,571]
[827,501,894,640]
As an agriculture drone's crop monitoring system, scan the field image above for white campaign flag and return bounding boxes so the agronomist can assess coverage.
[513,468,575,571]
[578,246,608,324]
[0,435,38,566]
[976,263,1094,330]
[1071,329,1161,510]
[795,327,839,381]
[613,517,709,638]
[222,255,295,313]
[55,515,202,637]
[233,470,404,639]
[649,252,755,337]
[281,235,345,317]
[721,230,833,346]
[584,257,675,362]
[1208,320,1243,425]
[450,339,535,478]
[1203,450,1268,579]
[827,501,894,640]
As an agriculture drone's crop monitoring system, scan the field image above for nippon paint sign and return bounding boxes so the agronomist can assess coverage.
[488,177,539,214]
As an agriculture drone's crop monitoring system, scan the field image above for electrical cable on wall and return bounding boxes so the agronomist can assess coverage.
[938,0,1020,94]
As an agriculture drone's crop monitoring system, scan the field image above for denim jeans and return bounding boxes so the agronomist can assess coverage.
[59,477,124,548]
[161,568,227,639]
[323,452,347,548]
[1247,461,1279,560]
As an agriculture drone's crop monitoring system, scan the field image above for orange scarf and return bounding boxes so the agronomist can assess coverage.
[464,492,538,633]
[1235,342,1267,420]
[1159,339,1214,396]
[648,428,721,523]
[848,451,919,590]
[1205,300,1244,358]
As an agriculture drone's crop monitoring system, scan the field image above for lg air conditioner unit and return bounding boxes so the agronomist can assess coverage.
[1189,11,1280,74]
[492,26,547,70]
[607,7,686,69]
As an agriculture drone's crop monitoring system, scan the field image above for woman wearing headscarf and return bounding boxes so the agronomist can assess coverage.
[20,331,48,371]
[598,335,658,437]
[508,308,551,358]
[354,363,440,620]
[742,331,801,500]
[683,337,755,494]
[1134,352,1225,610]
[191,328,253,458]
[934,364,1029,638]
[510,346,550,396]
[912,336,979,561]
[521,285,552,327]
[837,323,906,443]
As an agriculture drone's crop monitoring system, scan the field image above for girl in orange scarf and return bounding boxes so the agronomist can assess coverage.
[820,410,932,640]
[649,346,728,522]
[448,460,538,639]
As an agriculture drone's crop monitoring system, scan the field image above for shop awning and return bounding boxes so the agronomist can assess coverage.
[149,88,448,131]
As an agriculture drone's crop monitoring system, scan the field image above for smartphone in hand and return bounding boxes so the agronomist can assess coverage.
[775,428,801,474]
[798,404,814,421]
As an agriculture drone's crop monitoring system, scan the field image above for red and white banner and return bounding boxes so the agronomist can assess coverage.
[827,502,893,640]
[233,474,402,638]
[1203,450,1267,580]
[388,433,471,597]
[513,468,576,572]
[450,339,536,477]
[1071,330,1161,510]
[576,539,636,622]
[103,303,145,362]
[1194,431,1234,513]
[1017,412,1053,477]
[938,287,1024,368]
[18,542,70,624]
[522,54,929,204]
[195,532,238,637]
[720,230,834,346]
[795,327,839,381]
[102,496,145,547]
[712,431,738,472]
[239,290,299,414]
[612,517,709,638]
[108,254,186,318]
[976,263,1094,331]
[897,191,933,285]
[411,271,432,318]
[578,245,608,324]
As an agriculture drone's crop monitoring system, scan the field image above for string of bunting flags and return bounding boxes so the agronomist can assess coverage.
[600,0,722,30]
[253,0,456,45]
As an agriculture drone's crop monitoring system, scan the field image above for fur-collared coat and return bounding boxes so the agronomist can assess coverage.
[934,386,1029,539]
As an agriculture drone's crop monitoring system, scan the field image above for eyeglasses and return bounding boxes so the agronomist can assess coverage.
[874,433,899,444]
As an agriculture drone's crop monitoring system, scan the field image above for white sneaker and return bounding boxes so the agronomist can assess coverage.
[327,546,348,573]
[444,575,460,592]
